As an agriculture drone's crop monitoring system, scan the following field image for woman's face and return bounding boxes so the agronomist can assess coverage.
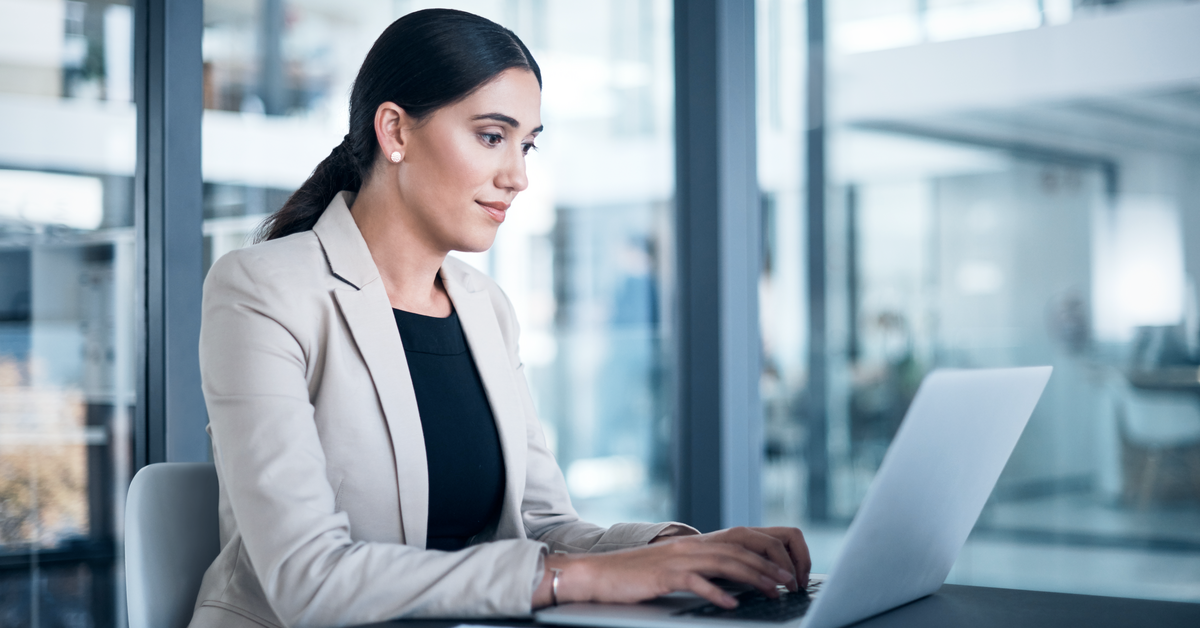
[390,68,542,254]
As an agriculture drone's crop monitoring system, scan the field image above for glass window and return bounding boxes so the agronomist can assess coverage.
[763,0,1200,602]
[200,0,676,527]
[0,0,137,625]
[757,0,810,529]
[829,0,1192,54]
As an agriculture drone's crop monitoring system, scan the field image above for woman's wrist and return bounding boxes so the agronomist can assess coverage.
[534,552,589,608]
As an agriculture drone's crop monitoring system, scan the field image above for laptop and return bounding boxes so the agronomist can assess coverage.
[536,366,1052,628]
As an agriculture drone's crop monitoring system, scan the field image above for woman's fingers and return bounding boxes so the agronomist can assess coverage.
[687,543,787,597]
[681,573,739,608]
[763,527,812,587]
[707,527,799,591]
[747,530,799,591]
[676,537,785,580]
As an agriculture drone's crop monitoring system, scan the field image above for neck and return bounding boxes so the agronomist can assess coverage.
[350,178,452,317]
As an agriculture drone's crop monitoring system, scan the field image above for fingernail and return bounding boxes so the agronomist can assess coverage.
[760,575,776,587]
[777,568,793,582]
[723,594,738,608]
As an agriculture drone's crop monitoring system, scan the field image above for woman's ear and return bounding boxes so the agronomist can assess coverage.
[374,102,411,163]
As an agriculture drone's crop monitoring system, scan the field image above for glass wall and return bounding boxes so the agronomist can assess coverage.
[762,0,1200,602]
[830,0,1189,54]
[200,0,676,526]
[0,0,137,626]
[757,0,810,528]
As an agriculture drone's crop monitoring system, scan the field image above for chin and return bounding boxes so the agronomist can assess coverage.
[452,233,500,255]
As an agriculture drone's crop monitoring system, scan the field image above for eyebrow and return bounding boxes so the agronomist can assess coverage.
[472,113,543,134]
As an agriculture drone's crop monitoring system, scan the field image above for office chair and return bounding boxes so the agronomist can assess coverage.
[1115,381,1200,505]
[126,462,220,628]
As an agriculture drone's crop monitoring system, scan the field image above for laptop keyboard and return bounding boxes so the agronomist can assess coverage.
[676,581,823,622]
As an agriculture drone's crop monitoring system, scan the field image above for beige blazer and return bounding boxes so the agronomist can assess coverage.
[190,192,692,628]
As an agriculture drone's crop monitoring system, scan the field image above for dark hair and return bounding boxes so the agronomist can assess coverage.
[258,9,541,242]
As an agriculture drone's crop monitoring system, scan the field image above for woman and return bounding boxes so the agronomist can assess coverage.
[192,9,809,628]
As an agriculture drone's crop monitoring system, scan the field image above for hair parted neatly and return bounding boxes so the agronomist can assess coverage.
[257,8,541,242]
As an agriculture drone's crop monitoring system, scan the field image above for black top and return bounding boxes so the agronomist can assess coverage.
[394,307,506,551]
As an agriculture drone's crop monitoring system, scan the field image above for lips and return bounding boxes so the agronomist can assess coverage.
[476,200,509,223]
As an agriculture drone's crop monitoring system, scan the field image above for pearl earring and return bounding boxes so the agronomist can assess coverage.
[390,151,402,163]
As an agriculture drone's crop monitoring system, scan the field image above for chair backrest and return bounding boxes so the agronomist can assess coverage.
[1118,380,1200,447]
[126,462,220,628]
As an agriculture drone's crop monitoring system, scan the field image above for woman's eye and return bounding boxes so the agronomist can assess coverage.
[481,133,503,146]
[522,142,537,155]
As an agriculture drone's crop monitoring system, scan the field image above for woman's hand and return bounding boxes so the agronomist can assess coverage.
[532,526,810,610]
[680,526,812,591]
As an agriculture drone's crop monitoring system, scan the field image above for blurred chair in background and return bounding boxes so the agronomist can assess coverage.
[1116,325,1200,506]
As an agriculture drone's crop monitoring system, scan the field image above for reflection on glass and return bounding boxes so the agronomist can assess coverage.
[200,0,675,526]
[0,1,137,625]
[762,0,1200,604]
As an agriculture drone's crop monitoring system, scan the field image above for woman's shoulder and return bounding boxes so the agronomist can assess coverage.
[204,230,337,312]
[207,230,327,290]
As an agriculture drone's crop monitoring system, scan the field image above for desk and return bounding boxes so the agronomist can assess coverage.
[356,584,1200,628]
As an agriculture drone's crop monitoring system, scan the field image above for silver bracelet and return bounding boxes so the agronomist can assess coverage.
[550,567,563,606]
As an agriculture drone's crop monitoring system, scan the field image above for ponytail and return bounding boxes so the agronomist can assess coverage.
[255,9,540,243]
[256,135,363,242]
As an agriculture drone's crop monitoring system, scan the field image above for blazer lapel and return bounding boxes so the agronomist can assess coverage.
[314,193,429,548]
[442,265,529,541]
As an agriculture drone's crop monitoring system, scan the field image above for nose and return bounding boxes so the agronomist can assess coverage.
[496,144,529,193]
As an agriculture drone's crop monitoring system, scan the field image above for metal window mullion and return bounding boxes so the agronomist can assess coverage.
[673,0,761,532]
[134,0,206,469]
[804,0,831,522]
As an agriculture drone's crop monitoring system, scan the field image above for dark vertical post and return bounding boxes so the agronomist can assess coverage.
[134,0,206,468]
[85,402,115,625]
[673,0,761,532]
[805,0,831,522]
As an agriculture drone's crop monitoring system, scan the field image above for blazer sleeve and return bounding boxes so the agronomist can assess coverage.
[485,282,700,552]
[200,250,548,628]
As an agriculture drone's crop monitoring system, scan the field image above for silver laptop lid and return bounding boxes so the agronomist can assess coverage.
[803,366,1051,628]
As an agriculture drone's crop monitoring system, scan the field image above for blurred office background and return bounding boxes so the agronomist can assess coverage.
[1,0,1199,625]
[756,0,1200,603]
[0,0,136,625]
